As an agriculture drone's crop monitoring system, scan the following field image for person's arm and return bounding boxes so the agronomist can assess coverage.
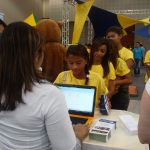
[115,72,132,86]
[108,80,115,98]
[126,49,134,69]
[126,59,134,69]
[107,63,116,98]
[54,72,64,84]
[138,82,150,144]
[44,88,88,150]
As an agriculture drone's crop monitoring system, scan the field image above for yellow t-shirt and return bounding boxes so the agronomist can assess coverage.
[119,47,134,62]
[116,58,130,77]
[90,62,116,87]
[144,50,150,82]
[54,70,108,107]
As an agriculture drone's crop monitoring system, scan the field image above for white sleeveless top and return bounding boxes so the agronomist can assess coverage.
[146,79,150,96]
[0,82,79,150]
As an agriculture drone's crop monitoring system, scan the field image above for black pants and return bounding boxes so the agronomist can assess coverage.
[134,58,141,75]
[110,86,130,110]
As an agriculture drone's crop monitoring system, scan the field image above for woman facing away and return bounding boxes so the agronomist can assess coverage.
[0,22,88,150]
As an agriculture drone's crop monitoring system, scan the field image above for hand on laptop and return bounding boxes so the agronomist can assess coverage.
[73,124,89,142]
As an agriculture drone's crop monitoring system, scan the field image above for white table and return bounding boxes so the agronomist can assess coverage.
[83,109,149,150]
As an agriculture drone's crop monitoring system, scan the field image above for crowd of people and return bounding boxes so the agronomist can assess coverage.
[0,19,150,149]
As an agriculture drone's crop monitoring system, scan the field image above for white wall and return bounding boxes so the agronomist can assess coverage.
[0,0,43,24]
[1,0,150,48]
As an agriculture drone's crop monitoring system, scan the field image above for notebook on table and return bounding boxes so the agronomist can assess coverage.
[55,84,96,125]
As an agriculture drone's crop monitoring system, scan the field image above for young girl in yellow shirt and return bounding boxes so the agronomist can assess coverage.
[106,26,134,69]
[109,40,132,110]
[54,44,108,107]
[89,38,116,99]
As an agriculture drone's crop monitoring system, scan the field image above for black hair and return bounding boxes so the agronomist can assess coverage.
[67,44,90,85]
[108,39,119,69]
[0,19,7,28]
[0,22,43,111]
[106,26,123,35]
[136,41,140,44]
[90,38,112,78]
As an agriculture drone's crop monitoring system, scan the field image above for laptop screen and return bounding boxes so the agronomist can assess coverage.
[55,84,96,116]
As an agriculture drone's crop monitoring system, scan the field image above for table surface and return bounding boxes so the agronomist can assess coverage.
[83,109,148,150]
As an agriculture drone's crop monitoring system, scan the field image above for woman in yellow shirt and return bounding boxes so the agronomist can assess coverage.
[54,44,108,107]
[106,26,134,69]
[109,40,132,110]
[89,38,116,99]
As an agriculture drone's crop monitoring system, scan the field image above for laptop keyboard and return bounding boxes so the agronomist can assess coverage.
[70,116,88,125]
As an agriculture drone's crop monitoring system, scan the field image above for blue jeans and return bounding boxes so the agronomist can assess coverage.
[134,58,141,75]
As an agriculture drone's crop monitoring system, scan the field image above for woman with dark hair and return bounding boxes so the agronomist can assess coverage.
[89,38,116,99]
[0,22,88,150]
[109,40,132,110]
[54,44,108,107]
[106,26,134,69]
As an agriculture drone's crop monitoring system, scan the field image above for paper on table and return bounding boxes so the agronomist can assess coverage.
[119,115,138,134]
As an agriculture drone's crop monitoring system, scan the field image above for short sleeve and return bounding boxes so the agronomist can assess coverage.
[144,50,150,63]
[54,72,65,84]
[120,47,134,61]
[108,62,116,80]
[116,58,130,76]
[146,79,150,96]
[125,50,134,61]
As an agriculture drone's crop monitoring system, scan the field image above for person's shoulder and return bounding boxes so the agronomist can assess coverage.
[33,81,66,116]
[34,81,65,105]
[91,65,101,71]
[122,47,133,60]
[89,71,103,81]
[34,81,61,96]
[57,71,66,77]
[117,57,127,68]
[123,47,133,53]
[146,50,150,55]
[56,70,71,79]
[133,47,136,50]
[122,47,130,50]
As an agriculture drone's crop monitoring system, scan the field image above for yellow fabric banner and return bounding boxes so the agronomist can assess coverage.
[140,17,150,25]
[24,14,37,27]
[117,15,139,29]
[72,0,94,44]
[118,15,150,29]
